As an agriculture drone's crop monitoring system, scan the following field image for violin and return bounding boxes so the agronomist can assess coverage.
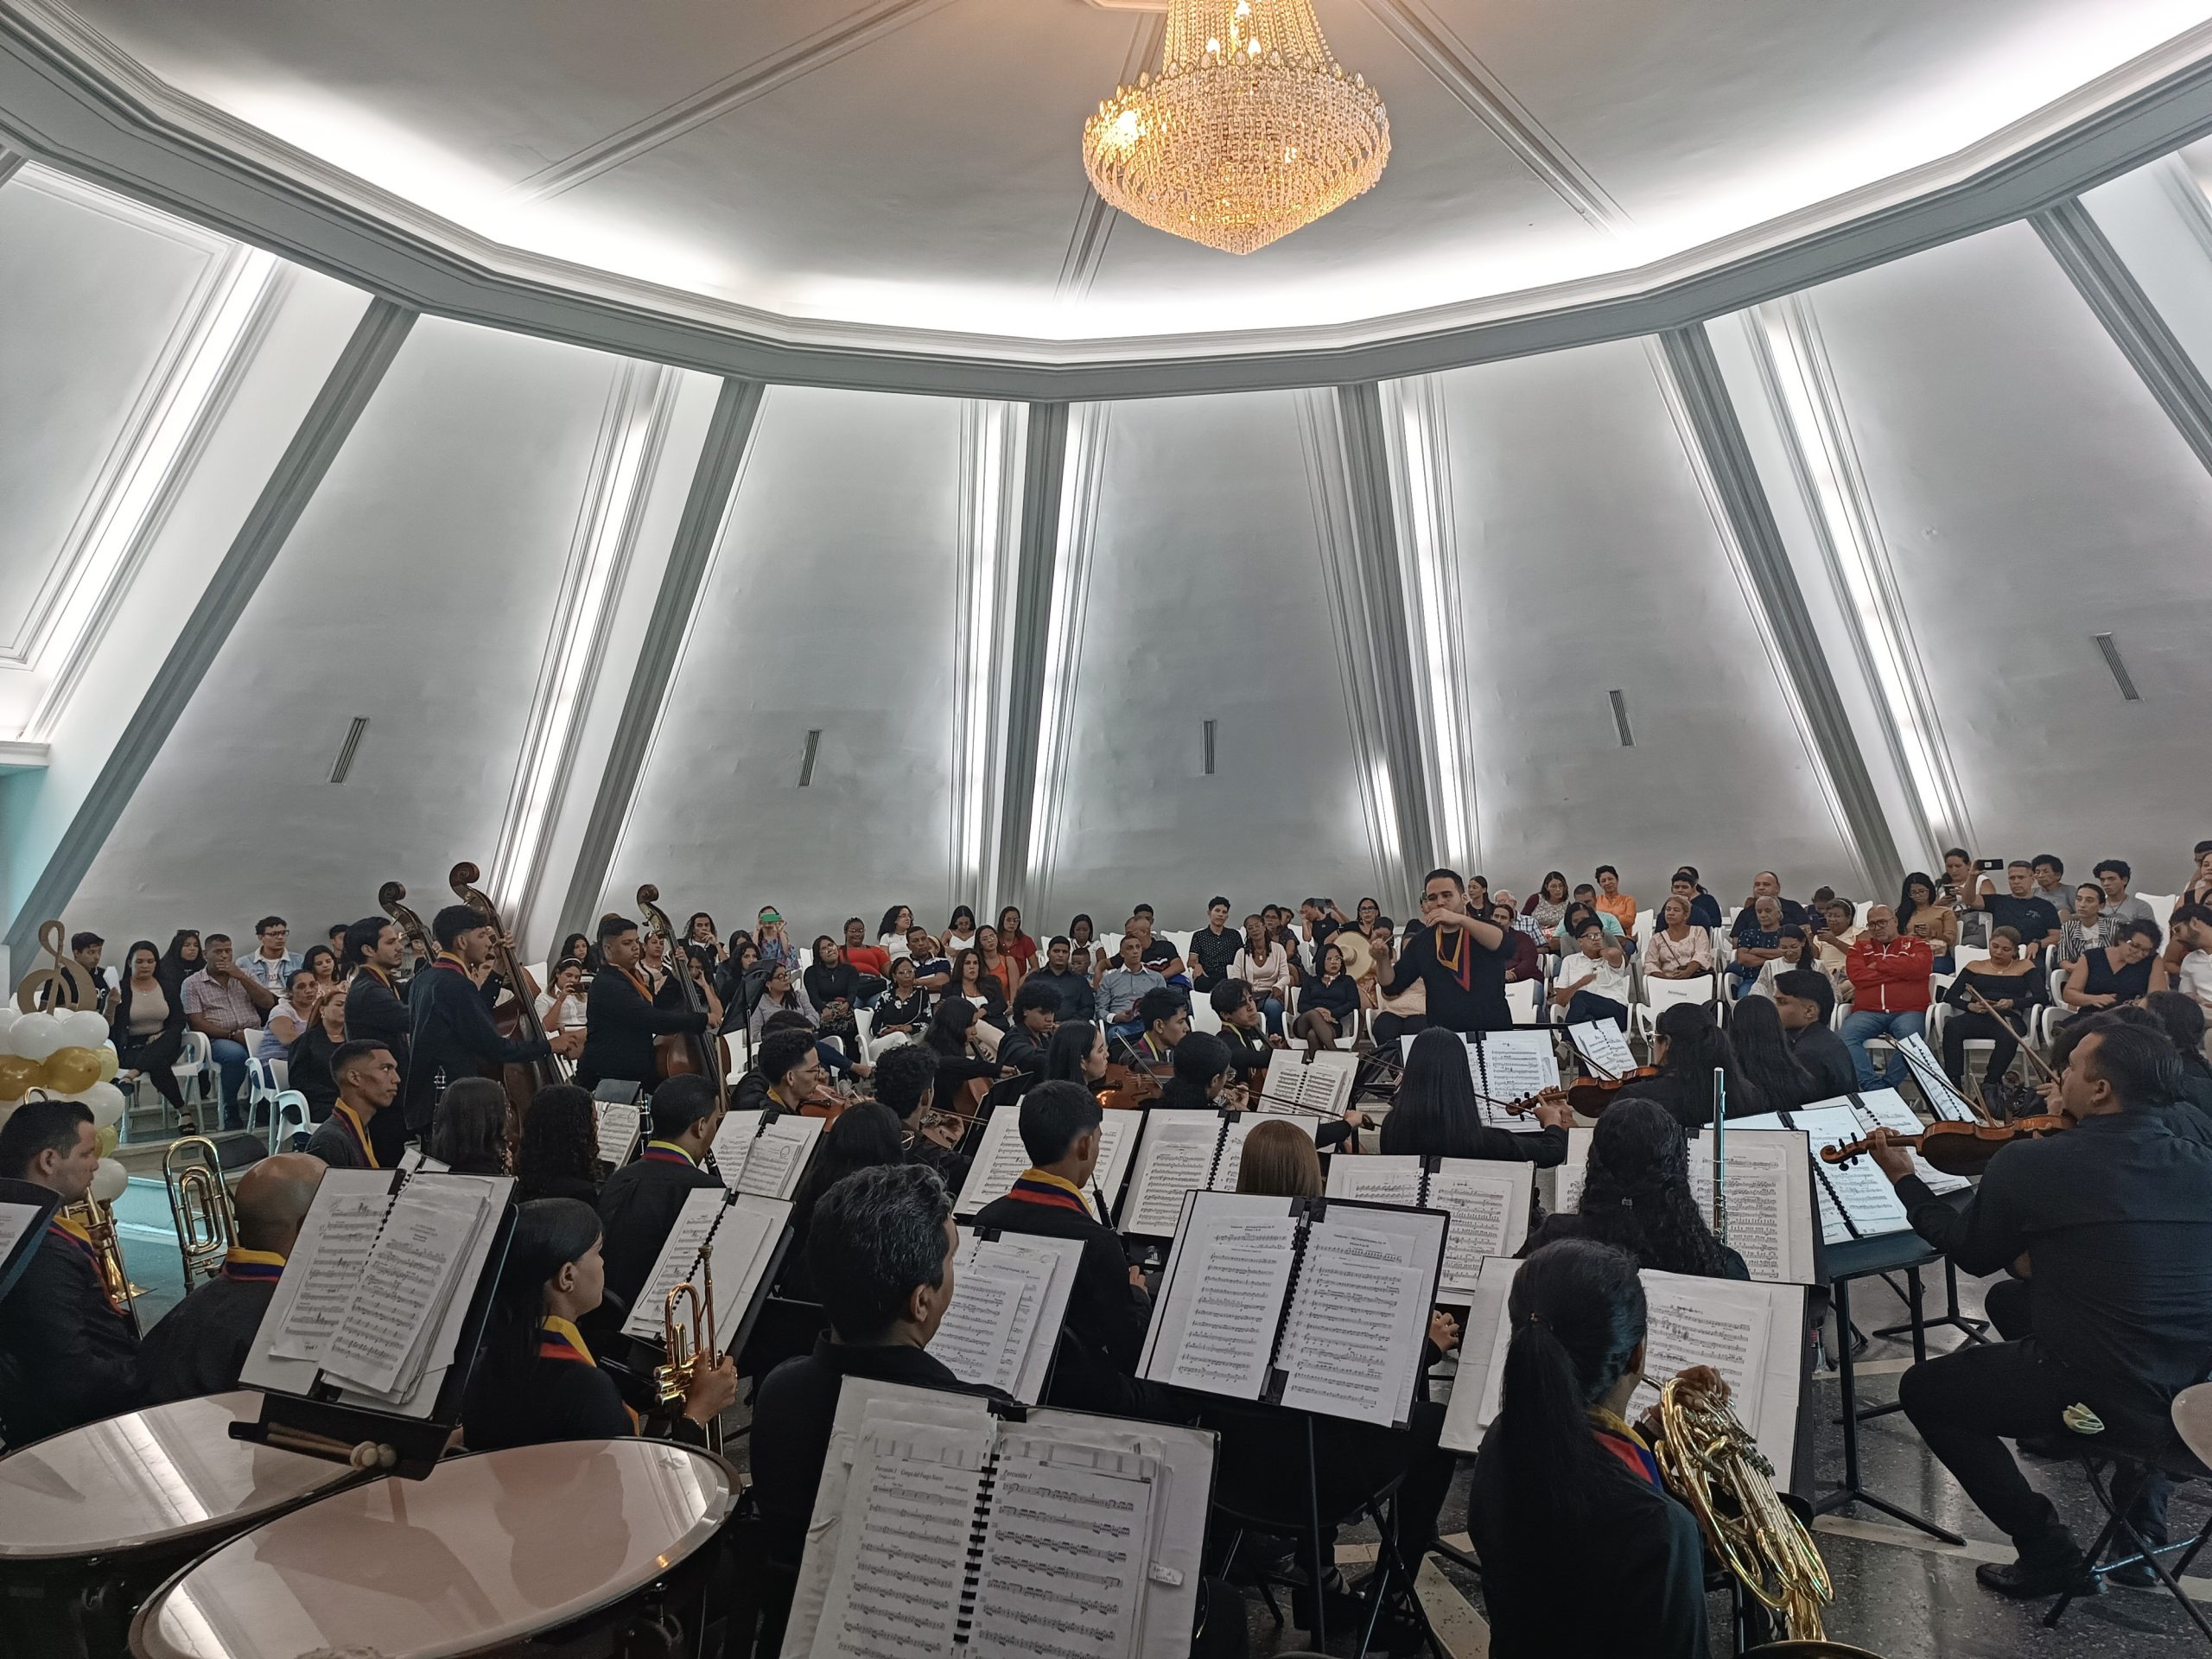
[638,884,728,1106]
[1096,1061,1165,1110]
[448,862,560,1148]
[1821,1115,2073,1178]
[1565,1066,1659,1116]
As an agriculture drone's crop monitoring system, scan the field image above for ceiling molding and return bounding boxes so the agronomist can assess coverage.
[0,739,51,774]
[1056,12,1162,302]
[0,141,24,188]
[10,3,2212,397]
[503,0,963,206]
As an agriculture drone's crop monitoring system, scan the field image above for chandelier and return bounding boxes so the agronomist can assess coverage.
[1081,0,1389,256]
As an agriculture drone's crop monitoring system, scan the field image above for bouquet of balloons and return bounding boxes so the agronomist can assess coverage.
[0,1007,131,1205]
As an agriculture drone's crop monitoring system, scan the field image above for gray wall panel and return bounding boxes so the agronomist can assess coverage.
[1431,338,1858,905]
[1801,220,2212,880]
[604,385,963,939]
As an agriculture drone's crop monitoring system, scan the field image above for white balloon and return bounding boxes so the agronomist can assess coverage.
[0,1011,17,1054]
[62,1009,110,1050]
[89,1156,128,1205]
[9,1013,65,1064]
[80,1080,126,1131]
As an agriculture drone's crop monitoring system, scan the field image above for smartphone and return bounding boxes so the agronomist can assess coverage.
[1974,857,2005,873]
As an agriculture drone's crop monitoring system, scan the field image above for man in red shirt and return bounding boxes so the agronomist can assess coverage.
[1840,905,1933,1091]
[839,917,891,981]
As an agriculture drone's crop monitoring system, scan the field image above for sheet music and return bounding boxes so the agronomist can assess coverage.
[1209,1112,1319,1195]
[710,1111,823,1199]
[1117,1116,1225,1237]
[1276,1219,1428,1425]
[968,1445,1154,1659]
[1260,1049,1357,1117]
[1732,1105,1911,1243]
[595,1101,641,1168]
[1323,1156,1422,1206]
[1140,1196,1298,1399]
[270,1185,389,1362]
[957,1111,1137,1221]
[809,1422,990,1659]
[1567,1019,1638,1081]
[321,1178,489,1396]
[1555,1128,1814,1283]
[1891,1034,1980,1123]
[927,1231,1079,1402]
[0,1201,42,1272]
[1425,1160,1535,1300]
[620,1185,723,1343]
[1403,1030,1557,1132]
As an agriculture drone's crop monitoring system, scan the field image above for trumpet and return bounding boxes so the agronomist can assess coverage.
[1656,1374,1832,1641]
[165,1135,236,1287]
[655,1265,720,1447]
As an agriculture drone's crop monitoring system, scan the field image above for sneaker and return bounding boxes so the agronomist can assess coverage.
[1976,1552,2101,1599]
[2105,1555,2164,1589]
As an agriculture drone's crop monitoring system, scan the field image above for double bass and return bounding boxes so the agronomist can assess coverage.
[376,881,434,982]
[447,862,560,1144]
[637,885,728,1108]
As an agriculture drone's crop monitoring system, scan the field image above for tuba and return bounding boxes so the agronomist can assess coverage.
[1656,1375,1833,1641]
[165,1135,237,1287]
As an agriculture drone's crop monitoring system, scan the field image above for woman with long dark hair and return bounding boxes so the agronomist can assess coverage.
[1466,1240,1713,1656]
[1526,1100,1745,1279]
[924,999,1009,1089]
[156,930,202,999]
[1726,993,1821,1113]
[949,948,1007,1024]
[1610,1002,1764,1128]
[429,1077,512,1175]
[514,1083,601,1204]
[877,904,915,957]
[1044,1020,1109,1086]
[777,1103,909,1300]
[1897,871,1958,975]
[112,939,190,1128]
[462,1199,734,1449]
[996,906,1039,973]
[1379,1027,1571,1169]
[1524,871,1572,939]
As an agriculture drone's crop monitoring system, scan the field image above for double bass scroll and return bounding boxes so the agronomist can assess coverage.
[447,862,560,1141]
[637,883,728,1108]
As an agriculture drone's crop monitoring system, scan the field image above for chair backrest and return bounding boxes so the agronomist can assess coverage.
[852,1005,874,1046]
[246,1058,279,1097]
[1504,979,1539,1020]
[1954,944,1990,972]
[1643,974,1714,1014]
[1190,992,1223,1034]
[1160,930,1192,960]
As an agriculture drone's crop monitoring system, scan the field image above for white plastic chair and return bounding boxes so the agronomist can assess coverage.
[1190,992,1224,1035]
[1633,974,1715,1042]
[175,1029,214,1116]
[268,1090,313,1154]
[1504,979,1539,1025]
[246,1056,288,1131]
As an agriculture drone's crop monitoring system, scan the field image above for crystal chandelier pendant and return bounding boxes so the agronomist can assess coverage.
[1081,0,1390,255]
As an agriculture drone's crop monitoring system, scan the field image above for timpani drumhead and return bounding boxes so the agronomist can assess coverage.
[0,1393,353,1563]
[130,1440,733,1659]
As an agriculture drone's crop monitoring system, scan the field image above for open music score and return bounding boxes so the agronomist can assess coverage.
[1567,1018,1637,1080]
[1556,1126,1819,1284]
[1443,1258,1809,1486]
[925,1228,1084,1403]
[1115,1112,1319,1240]
[1138,1192,1446,1427]
[1403,1029,1558,1132]
[1731,1090,1970,1245]
[0,1184,61,1306]
[620,1186,790,1356]
[1891,1034,1982,1123]
[955,1109,1139,1221]
[785,1378,1214,1659]
[594,1100,642,1170]
[711,1109,823,1200]
[1325,1154,1534,1300]
[1259,1047,1358,1117]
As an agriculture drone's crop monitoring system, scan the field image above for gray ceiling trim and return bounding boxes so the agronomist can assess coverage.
[1056,14,1161,301]
[1027,403,1109,925]
[0,142,24,188]
[555,376,765,950]
[1355,0,1629,234]
[9,8,2212,398]
[993,401,1071,909]
[1650,325,1904,898]
[503,0,964,205]
[1300,383,1434,901]
[3,297,417,966]
[2033,194,2212,476]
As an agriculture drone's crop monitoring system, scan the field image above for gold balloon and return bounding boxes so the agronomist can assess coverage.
[95,1124,119,1159]
[40,1046,101,1096]
[0,1054,36,1102]
[97,1046,118,1083]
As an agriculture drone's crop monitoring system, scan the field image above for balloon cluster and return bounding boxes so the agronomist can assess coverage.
[0,1007,130,1203]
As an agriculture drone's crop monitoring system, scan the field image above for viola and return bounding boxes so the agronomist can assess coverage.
[1565,1066,1659,1116]
[1821,1115,2073,1178]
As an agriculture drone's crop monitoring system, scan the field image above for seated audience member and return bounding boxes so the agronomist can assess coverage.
[1114,988,1190,1071]
[1466,1241,1717,1659]
[1964,861,2063,961]
[839,916,891,981]
[755,907,799,970]
[1669,867,1724,930]
[779,1103,909,1300]
[1612,1003,1764,1128]
[2171,902,2212,1019]
[1942,928,2048,1090]
[1230,914,1291,1036]
[2145,992,2212,1122]
[184,931,275,1129]
[0,1099,144,1438]
[156,930,205,1001]
[801,938,868,1057]
[1644,896,1713,981]
[142,1154,325,1402]
[1554,896,1625,958]
[1367,927,1429,1051]
[1297,898,1345,972]
[429,1077,513,1174]
[286,979,349,1128]
[1044,1020,1110,1088]
[2030,854,2075,921]
[533,957,590,1052]
[1840,906,1932,1090]
[747,962,843,1073]
[465,1198,735,1452]
[906,928,954,995]
[1732,871,1810,934]
[1773,969,1855,1099]
[1728,993,1822,1114]
[877,905,915,958]
[1291,942,1363,1048]
[594,1075,724,1339]
[1381,1028,1571,1174]
[1940,847,1996,930]
[996,979,1061,1077]
[1550,920,1632,1029]
[1524,1100,1748,1279]
[62,931,111,1017]
[514,1084,602,1204]
[973,1081,1153,1413]
[683,912,724,981]
[556,931,600,978]
[1490,903,1543,985]
[1065,913,1104,977]
[948,946,1009,1025]
[866,956,930,1056]
[942,905,980,956]
[2189,841,2212,910]
[111,939,191,1129]
[2062,917,2167,1011]
[258,969,321,1060]
[1593,864,1637,934]
[924,999,1014,1093]
[1897,872,1960,975]
[874,1044,966,1189]
[1727,894,1788,1000]
[2058,884,2115,966]
[1524,871,1573,939]
[2095,858,2156,927]
[976,925,1024,1001]
[996,906,1039,974]
[1327,918,1372,982]
[1265,904,1309,980]
[243,915,302,996]
[1745,925,1817,1002]
[1814,899,1860,973]
[302,1040,400,1170]
[750,1165,975,1575]
[1027,936,1097,1022]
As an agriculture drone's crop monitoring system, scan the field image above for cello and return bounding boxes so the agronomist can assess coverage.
[637,885,728,1109]
[448,862,560,1149]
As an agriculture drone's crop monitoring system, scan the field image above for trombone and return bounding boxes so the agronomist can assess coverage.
[164,1135,237,1287]
[654,1263,721,1450]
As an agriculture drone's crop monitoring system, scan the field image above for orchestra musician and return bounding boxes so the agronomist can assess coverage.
[1381,1027,1572,1172]
[591,1075,724,1344]
[141,1153,326,1402]
[992,980,1060,1077]
[402,904,553,1140]
[752,1029,838,1120]
[1864,1023,2212,1598]
[875,1045,969,1190]
[1109,987,1188,1071]
[301,1040,398,1170]
[970,1081,1153,1414]
[1155,1032,1242,1111]
[341,915,414,1165]
[1371,868,1518,1035]
[0,1098,142,1441]
[575,912,710,1092]
[1522,1099,1748,1279]
[1211,978,1285,1080]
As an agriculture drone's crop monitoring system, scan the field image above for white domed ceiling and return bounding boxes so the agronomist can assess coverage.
[10,0,2212,374]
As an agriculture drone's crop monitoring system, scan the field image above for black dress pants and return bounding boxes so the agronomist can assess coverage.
[1942,1011,2020,1088]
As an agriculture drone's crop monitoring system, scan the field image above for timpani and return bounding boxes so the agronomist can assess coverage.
[130,1440,735,1659]
[0,1392,358,1659]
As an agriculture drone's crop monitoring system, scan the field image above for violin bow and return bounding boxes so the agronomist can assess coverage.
[1962,984,2060,1084]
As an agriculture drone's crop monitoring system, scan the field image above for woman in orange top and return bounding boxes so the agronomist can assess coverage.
[1594,865,1638,934]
